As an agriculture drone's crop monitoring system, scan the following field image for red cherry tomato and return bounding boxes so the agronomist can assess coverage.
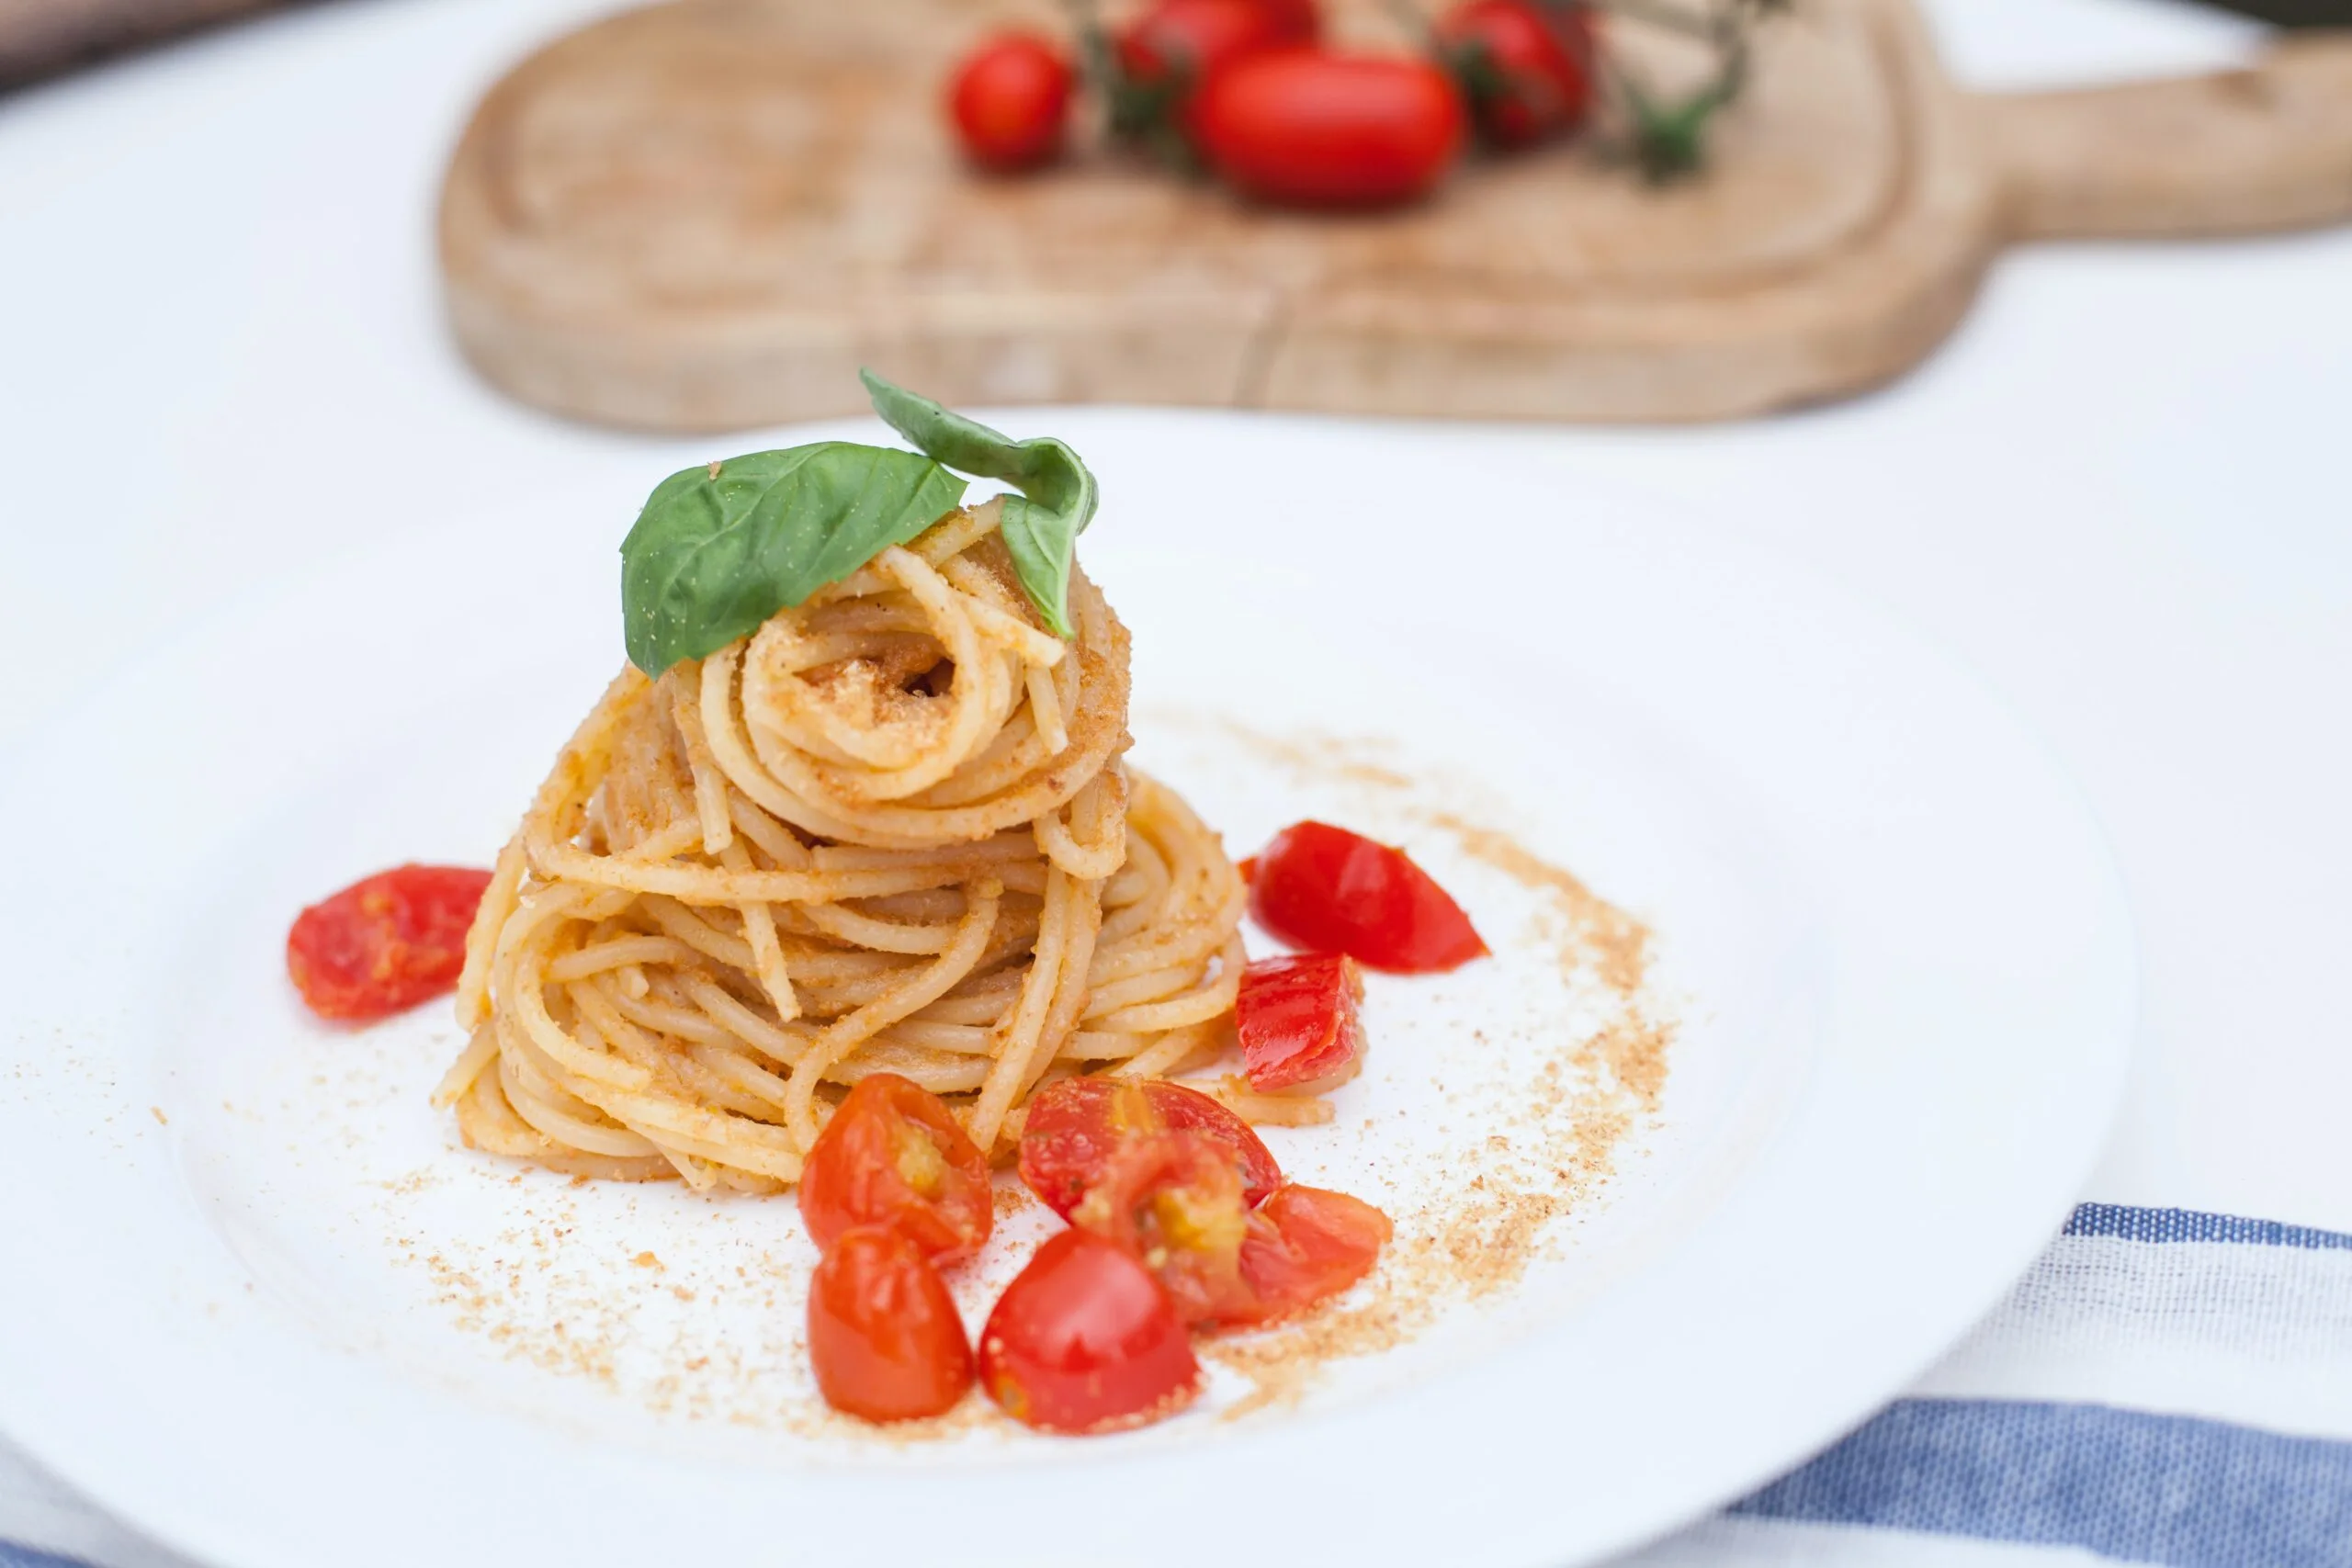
[1249,819,1487,972]
[1435,0,1596,148]
[1192,50,1466,208]
[948,33,1075,171]
[1071,1132,1392,1327]
[1237,1184,1392,1320]
[287,863,493,1023]
[1070,1132,1258,1325]
[1119,0,1289,97]
[808,1224,975,1423]
[1249,0,1322,41]
[799,1073,993,1264]
[978,1230,1202,1434]
[1018,1076,1282,1219]
[1236,952,1367,1094]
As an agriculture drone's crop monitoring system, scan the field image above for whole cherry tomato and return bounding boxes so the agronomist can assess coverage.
[978,1230,1201,1434]
[1248,0,1322,41]
[287,863,493,1022]
[947,33,1075,171]
[1435,0,1596,148]
[1070,1132,1257,1325]
[1018,1076,1282,1219]
[1191,50,1466,208]
[808,1224,975,1423]
[1236,952,1367,1094]
[1237,1183,1392,1319]
[1118,0,1289,97]
[1249,819,1487,972]
[798,1073,993,1264]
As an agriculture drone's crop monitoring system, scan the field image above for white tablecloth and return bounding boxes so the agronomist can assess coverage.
[3,0,2346,1562]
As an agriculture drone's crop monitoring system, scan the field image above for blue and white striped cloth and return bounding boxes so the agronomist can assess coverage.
[6,1202,2348,1568]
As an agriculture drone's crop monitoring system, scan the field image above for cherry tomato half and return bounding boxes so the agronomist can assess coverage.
[979,1230,1202,1434]
[948,32,1075,171]
[287,863,493,1023]
[1249,819,1487,972]
[1236,952,1366,1094]
[808,1224,975,1423]
[1435,0,1596,148]
[1237,1183,1392,1320]
[1119,0,1289,98]
[799,1073,993,1264]
[1070,1132,1257,1325]
[1192,50,1466,208]
[1018,1076,1282,1219]
[1071,1132,1392,1328]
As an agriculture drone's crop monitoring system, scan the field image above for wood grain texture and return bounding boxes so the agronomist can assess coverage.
[437,0,2352,432]
[1992,33,2352,240]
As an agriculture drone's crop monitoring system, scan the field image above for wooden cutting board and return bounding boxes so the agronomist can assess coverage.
[438,0,2352,431]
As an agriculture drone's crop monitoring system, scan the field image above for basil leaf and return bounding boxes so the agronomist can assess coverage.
[862,369,1100,638]
[620,442,967,675]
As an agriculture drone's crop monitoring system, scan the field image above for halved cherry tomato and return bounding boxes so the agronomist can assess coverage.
[808,1224,974,1423]
[1018,1076,1282,1219]
[1435,0,1596,149]
[1237,1183,1392,1319]
[978,1230,1202,1434]
[1236,952,1366,1094]
[1071,1131,1392,1327]
[1070,1132,1257,1325]
[287,863,493,1023]
[948,33,1075,171]
[1118,0,1289,98]
[799,1073,992,1264]
[1249,819,1487,972]
[1192,50,1466,208]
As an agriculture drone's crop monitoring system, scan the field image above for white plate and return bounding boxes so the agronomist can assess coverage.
[0,415,2132,1568]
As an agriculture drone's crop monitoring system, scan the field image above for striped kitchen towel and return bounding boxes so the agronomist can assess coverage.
[1628,1204,2352,1567]
[6,1203,2350,1568]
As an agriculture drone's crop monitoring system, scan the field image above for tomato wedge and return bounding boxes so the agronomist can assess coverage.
[808,1224,974,1423]
[1071,1132,1393,1328]
[286,863,493,1022]
[1236,952,1366,1094]
[1069,1132,1257,1325]
[978,1230,1202,1434]
[1248,820,1487,972]
[799,1073,992,1264]
[1237,1183,1392,1321]
[1018,1077,1282,1219]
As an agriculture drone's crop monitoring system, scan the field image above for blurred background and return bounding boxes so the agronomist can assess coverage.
[1,0,2344,87]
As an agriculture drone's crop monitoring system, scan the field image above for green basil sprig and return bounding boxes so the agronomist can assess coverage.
[862,369,1099,639]
[618,375,1099,675]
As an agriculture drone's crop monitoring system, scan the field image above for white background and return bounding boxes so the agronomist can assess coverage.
[0,0,2346,1557]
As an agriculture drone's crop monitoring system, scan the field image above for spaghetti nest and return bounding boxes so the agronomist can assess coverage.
[439,502,1254,1192]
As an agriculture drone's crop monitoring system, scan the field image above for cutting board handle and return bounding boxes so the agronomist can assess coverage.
[1984,31,2352,242]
